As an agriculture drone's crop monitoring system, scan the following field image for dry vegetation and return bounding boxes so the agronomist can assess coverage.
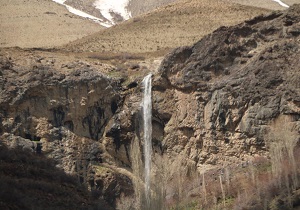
[64,0,270,56]
[167,116,300,210]
[118,115,300,210]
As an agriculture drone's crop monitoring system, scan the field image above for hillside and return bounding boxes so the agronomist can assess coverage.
[226,0,299,10]
[64,0,270,55]
[64,0,178,21]
[1,0,296,50]
[54,0,298,25]
[0,0,103,48]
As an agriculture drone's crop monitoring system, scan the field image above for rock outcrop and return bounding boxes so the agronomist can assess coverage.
[0,51,132,207]
[105,5,300,173]
[150,4,300,168]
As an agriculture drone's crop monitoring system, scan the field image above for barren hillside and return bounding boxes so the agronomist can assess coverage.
[0,0,103,48]
[226,0,299,10]
[64,0,270,55]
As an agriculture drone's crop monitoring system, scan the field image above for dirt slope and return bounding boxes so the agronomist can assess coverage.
[64,0,270,55]
[226,0,299,10]
[0,0,103,48]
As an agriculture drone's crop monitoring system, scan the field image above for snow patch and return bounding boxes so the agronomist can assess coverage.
[64,5,112,27]
[52,0,66,4]
[272,0,289,8]
[51,0,112,27]
[93,0,132,25]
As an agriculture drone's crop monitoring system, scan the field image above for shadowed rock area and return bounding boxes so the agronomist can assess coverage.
[0,50,134,208]
[0,141,114,210]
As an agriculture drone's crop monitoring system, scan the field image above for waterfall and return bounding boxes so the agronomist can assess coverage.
[142,74,152,207]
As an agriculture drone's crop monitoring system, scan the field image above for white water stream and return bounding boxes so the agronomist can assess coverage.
[142,74,152,207]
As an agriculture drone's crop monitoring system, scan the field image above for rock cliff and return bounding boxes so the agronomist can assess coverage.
[0,50,132,207]
[151,4,300,168]
[106,4,300,171]
[1,4,300,209]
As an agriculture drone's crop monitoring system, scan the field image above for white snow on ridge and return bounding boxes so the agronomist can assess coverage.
[93,0,132,25]
[272,0,289,8]
[65,5,112,27]
[52,0,112,27]
[52,0,66,4]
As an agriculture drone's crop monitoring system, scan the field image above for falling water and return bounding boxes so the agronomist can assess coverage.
[142,74,152,207]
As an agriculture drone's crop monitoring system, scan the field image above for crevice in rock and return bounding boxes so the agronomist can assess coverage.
[82,102,107,140]
[110,101,118,114]
[24,133,41,141]
[51,106,65,127]
[245,12,282,25]
[64,120,74,131]
[126,81,138,89]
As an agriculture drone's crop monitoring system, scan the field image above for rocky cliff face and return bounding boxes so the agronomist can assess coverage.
[150,4,300,168]
[1,4,300,209]
[0,50,133,207]
[106,4,300,171]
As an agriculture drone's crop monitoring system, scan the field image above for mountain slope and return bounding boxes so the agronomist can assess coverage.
[225,0,299,10]
[0,0,103,48]
[64,0,270,55]
[55,0,297,26]
[61,0,179,25]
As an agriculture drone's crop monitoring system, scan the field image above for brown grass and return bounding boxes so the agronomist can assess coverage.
[224,0,299,10]
[64,0,270,55]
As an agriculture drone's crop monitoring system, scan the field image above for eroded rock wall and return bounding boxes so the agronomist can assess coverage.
[151,5,300,169]
[0,52,132,207]
[104,5,300,173]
